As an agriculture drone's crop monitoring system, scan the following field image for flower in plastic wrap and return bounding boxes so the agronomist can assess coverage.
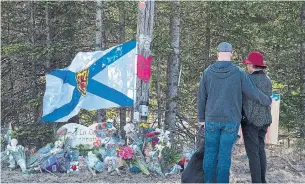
[155,144,164,153]
[131,144,138,153]
[124,123,135,134]
[155,128,171,144]
[54,141,63,148]
[119,146,134,160]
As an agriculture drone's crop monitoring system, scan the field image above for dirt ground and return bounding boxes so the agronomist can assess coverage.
[1,145,305,183]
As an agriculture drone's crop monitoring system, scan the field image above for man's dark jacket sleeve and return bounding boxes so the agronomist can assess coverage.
[198,71,207,122]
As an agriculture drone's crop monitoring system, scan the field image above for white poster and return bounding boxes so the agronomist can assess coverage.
[57,123,97,148]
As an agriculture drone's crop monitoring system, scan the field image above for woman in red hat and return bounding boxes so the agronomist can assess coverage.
[241,51,272,183]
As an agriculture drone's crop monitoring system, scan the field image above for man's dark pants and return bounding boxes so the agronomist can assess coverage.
[241,120,268,183]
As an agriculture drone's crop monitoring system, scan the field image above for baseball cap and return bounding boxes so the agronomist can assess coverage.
[217,42,233,52]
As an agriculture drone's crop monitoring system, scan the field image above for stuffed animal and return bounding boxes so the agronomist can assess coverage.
[67,161,79,173]
[104,156,121,175]
[6,139,28,174]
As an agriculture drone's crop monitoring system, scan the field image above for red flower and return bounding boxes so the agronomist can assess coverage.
[145,131,160,138]
[102,123,107,128]
[71,165,77,171]
[119,146,134,159]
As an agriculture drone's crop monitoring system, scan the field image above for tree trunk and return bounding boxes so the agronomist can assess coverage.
[96,0,106,122]
[119,2,127,139]
[45,2,51,71]
[165,0,180,140]
[135,0,155,123]
[30,1,39,123]
[156,58,162,128]
[6,10,19,127]
[300,2,305,137]
[301,2,305,113]
[204,2,211,65]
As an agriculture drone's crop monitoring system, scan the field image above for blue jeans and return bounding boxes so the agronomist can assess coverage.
[203,122,239,183]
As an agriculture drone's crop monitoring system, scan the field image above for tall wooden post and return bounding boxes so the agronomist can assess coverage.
[96,0,107,122]
[135,0,155,124]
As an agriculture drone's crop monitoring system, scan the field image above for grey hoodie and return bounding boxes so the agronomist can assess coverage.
[197,61,272,123]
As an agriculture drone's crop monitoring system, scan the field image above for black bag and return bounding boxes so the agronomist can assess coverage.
[181,126,205,183]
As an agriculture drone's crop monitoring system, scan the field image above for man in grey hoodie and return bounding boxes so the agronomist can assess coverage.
[197,42,272,183]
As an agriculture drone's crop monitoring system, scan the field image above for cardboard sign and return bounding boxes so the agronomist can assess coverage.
[266,94,280,144]
[238,94,280,145]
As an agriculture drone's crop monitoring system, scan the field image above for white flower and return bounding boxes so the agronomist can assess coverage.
[166,142,171,148]
[155,144,164,152]
[158,136,164,143]
[124,123,135,133]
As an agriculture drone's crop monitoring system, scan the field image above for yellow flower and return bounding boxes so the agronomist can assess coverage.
[116,147,120,151]
[140,123,149,128]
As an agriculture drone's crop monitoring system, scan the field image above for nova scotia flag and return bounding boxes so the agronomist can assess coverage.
[41,41,137,122]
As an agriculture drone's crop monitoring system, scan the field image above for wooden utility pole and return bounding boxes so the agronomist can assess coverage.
[119,2,127,139]
[96,0,107,122]
[135,0,155,124]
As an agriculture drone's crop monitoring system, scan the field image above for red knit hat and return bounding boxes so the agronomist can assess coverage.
[242,52,267,67]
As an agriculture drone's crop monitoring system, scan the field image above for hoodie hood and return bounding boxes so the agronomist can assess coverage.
[208,61,238,79]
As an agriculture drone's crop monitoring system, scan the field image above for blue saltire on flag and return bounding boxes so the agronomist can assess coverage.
[41,40,137,122]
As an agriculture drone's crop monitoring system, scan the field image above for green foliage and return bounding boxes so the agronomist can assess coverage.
[75,144,94,156]
[14,126,54,148]
[2,44,31,57]
[11,131,17,139]
[161,147,181,169]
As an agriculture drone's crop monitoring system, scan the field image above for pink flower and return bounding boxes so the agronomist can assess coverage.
[145,131,160,138]
[57,127,67,135]
[119,146,134,159]
[93,140,101,148]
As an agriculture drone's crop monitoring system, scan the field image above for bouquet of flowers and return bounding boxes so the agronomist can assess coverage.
[118,146,134,167]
